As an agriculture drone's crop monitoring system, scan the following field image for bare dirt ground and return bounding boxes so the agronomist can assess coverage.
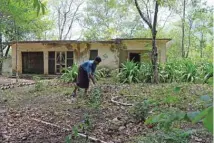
[0,77,213,143]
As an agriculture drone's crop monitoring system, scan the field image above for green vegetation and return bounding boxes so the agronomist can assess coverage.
[61,64,78,83]
[87,87,102,109]
[118,60,213,84]
[65,113,92,143]
[33,76,44,91]
[0,0,213,142]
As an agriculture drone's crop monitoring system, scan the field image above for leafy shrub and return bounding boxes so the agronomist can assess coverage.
[138,128,193,143]
[138,62,153,83]
[88,87,102,109]
[192,95,213,133]
[117,60,140,83]
[95,67,111,80]
[200,62,213,83]
[65,113,92,143]
[181,60,199,82]
[145,109,187,131]
[129,100,150,122]
[145,95,213,133]
[159,61,183,83]
[159,59,212,83]
[118,59,212,84]
[61,64,78,83]
[33,76,44,91]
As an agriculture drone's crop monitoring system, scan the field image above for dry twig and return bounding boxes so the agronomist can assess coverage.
[31,118,108,143]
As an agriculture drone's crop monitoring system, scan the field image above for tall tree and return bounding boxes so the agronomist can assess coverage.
[0,0,52,74]
[81,0,146,40]
[173,0,202,58]
[181,0,186,58]
[134,0,173,83]
[48,0,84,40]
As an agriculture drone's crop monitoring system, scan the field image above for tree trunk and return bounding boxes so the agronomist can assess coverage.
[151,1,159,84]
[186,19,192,58]
[200,33,204,58]
[0,33,3,75]
[4,45,10,57]
[134,0,159,83]
[181,0,186,58]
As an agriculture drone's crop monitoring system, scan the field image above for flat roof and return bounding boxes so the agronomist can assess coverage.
[113,38,172,41]
[8,38,172,45]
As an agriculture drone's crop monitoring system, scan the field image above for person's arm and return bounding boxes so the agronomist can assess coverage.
[89,73,96,85]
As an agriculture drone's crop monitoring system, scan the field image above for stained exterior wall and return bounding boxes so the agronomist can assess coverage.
[11,42,117,74]
[11,39,169,75]
[121,40,167,64]
[2,57,12,76]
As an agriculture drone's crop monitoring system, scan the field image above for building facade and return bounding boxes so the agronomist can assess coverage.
[11,38,171,75]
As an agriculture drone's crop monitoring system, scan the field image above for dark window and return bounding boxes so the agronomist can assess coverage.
[89,50,98,60]
[22,52,44,74]
[129,53,141,63]
[67,51,74,67]
[67,51,73,58]
[48,52,55,74]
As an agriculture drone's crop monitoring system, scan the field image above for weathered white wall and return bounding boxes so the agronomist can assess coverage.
[2,57,12,76]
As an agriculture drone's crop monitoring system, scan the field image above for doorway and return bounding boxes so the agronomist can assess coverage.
[129,53,141,63]
[55,51,66,74]
[22,52,44,74]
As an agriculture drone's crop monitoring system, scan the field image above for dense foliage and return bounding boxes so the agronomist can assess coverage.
[118,60,213,84]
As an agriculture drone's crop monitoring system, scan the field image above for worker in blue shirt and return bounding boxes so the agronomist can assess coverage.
[72,56,102,97]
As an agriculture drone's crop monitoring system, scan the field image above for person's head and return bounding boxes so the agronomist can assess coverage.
[94,56,102,65]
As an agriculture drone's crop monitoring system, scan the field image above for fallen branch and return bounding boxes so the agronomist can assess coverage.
[111,96,133,106]
[31,118,108,143]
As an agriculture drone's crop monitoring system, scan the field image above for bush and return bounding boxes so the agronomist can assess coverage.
[200,62,213,83]
[95,67,111,80]
[159,61,183,83]
[138,128,192,143]
[32,76,44,91]
[159,59,212,84]
[129,100,150,122]
[138,62,153,83]
[61,64,78,83]
[116,59,212,84]
[181,59,199,82]
[117,60,140,83]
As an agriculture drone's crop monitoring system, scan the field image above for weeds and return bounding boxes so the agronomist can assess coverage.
[138,128,193,143]
[33,76,44,91]
[95,68,111,80]
[61,64,78,83]
[129,100,150,122]
[65,113,92,143]
[87,87,102,109]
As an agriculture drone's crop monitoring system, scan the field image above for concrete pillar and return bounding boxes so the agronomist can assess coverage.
[17,50,22,74]
[160,44,166,63]
[44,51,48,74]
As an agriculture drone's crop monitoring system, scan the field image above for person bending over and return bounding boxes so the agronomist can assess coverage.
[71,56,102,97]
